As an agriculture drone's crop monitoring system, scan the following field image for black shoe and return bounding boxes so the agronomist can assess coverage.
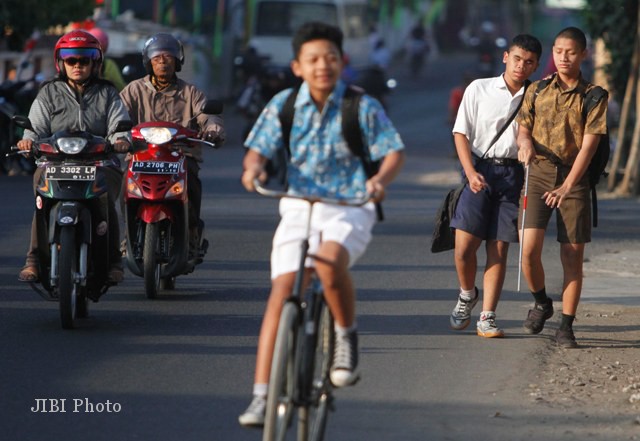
[330,330,360,387]
[523,299,554,334]
[555,328,578,348]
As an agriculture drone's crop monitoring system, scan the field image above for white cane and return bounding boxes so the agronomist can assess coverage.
[517,164,530,292]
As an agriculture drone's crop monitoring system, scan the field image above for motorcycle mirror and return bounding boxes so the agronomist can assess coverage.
[12,115,33,131]
[114,120,133,132]
[202,99,224,115]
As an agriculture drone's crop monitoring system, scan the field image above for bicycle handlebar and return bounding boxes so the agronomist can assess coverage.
[253,179,372,207]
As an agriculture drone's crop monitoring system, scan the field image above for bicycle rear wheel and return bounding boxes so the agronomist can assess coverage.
[298,302,334,441]
[263,301,299,441]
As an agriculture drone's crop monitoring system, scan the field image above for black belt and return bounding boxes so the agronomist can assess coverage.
[481,157,520,167]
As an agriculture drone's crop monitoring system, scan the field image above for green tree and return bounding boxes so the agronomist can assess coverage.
[1,0,95,51]
[583,0,638,101]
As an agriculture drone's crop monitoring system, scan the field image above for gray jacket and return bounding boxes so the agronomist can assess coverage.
[24,78,131,145]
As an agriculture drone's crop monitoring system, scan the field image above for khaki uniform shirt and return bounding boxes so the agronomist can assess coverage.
[517,74,607,166]
[120,76,224,162]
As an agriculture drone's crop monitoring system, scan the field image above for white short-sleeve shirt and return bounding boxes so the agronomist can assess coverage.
[452,75,527,159]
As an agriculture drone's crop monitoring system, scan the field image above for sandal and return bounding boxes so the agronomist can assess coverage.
[18,265,39,283]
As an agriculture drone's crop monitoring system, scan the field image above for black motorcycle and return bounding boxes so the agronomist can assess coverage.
[12,116,132,329]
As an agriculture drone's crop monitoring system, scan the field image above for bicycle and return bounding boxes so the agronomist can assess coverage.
[253,180,371,441]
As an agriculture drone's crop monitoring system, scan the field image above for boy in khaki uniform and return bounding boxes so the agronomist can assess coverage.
[516,27,608,348]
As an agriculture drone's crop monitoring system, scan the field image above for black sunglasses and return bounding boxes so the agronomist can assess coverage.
[63,57,92,67]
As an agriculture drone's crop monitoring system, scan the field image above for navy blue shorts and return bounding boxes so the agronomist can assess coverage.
[451,160,524,242]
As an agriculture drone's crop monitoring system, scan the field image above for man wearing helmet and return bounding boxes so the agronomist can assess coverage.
[17,29,132,283]
[120,33,225,257]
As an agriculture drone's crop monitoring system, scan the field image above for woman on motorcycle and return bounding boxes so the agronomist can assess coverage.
[17,29,131,283]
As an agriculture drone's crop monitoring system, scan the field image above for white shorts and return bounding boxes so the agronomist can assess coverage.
[270,197,377,279]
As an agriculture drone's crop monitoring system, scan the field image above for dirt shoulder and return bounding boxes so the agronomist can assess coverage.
[526,303,640,440]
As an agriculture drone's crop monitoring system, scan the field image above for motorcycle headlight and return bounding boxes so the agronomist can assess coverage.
[140,127,177,145]
[57,137,88,154]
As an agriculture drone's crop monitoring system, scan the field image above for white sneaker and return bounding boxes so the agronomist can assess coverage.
[450,287,479,330]
[476,311,504,338]
[330,330,360,387]
[238,395,266,427]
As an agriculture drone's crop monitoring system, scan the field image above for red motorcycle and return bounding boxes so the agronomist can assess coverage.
[123,101,222,299]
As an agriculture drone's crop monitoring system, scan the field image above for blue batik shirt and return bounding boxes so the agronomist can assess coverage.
[245,80,405,199]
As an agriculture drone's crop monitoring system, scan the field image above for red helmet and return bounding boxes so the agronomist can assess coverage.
[54,30,103,76]
[87,27,109,53]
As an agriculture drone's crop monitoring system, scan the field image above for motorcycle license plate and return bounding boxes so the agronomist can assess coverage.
[45,165,96,181]
[131,161,180,174]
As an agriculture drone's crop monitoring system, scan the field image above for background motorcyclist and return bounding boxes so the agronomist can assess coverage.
[87,27,127,91]
[17,29,131,283]
[120,33,225,257]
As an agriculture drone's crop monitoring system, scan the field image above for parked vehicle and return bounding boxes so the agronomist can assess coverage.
[247,0,371,71]
[11,115,132,329]
[123,100,222,299]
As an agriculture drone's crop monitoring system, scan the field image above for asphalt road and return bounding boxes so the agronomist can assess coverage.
[1,52,638,441]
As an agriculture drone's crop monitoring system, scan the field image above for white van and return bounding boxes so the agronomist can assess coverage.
[248,0,371,69]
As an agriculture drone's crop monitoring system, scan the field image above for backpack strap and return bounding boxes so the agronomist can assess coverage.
[341,86,365,159]
[530,76,553,117]
[279,85,301,157]
[341,86,384,220]
[582,86,607,120]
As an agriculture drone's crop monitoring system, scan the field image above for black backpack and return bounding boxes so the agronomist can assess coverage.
[532,77,610,227]
[271,85,383,219]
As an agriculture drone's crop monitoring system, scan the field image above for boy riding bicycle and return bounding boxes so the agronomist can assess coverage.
[239,21,405,427]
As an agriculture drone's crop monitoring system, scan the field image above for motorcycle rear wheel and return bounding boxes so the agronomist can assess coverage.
[143,222,161,299]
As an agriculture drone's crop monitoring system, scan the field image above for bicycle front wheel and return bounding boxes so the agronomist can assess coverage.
[299,303,334,441]
[263,301,299,441]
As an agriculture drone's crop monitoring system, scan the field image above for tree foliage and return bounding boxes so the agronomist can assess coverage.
[583,0,638,101]
[1,0,95,50]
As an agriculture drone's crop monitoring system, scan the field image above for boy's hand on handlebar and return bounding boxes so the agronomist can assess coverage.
[366,179,385,203]
[241,165,267,192]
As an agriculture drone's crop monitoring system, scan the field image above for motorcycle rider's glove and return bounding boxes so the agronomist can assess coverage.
[113,138,131,153]
[203,130,224,147]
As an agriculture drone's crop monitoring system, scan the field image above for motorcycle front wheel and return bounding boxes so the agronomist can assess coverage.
[58,226,80,329]
[143,222,161,299]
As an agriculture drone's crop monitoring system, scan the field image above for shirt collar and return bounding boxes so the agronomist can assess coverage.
[295,80,347,111]
[549,72,589,94]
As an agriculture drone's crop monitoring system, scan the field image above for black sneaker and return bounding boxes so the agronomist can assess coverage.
[555,328,578,348]
[330,330,359,387]
[523,299,554,334]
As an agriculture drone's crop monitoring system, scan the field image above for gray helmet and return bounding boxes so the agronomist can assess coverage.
[142,33,184,73]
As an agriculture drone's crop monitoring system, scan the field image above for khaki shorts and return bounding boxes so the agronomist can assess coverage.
[270,197,376,279]
[519,158,591,243]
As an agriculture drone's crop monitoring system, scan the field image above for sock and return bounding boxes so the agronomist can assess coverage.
[253,383,268,398]
[335,323,357,337]
[531,287,550,305]
[559,313,575,330]
[459,287,477,301]
[480,311,495,320]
